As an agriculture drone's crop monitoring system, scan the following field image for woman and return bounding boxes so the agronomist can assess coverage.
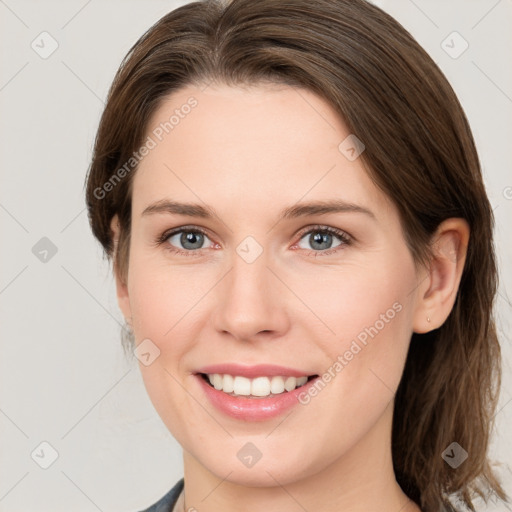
[85,0,507,510]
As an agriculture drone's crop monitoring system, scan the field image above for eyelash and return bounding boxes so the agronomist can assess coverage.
[155,224,352,258]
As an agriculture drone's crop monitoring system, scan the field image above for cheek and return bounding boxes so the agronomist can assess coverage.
[126,258,200,438]
[127,257,201,343]
[293,261,412,339]
[300,256,415,388]
[291,269,414,453]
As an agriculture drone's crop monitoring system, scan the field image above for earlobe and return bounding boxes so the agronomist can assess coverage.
[412,218,470,334]
[109,214,132,325]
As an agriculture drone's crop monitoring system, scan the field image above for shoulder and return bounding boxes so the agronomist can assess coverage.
[137,478,184,512]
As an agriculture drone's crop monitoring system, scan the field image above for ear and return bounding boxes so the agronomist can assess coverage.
[110,214,132,327]
[412,218,470,333]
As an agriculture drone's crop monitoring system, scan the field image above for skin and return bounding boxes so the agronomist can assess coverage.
[110,83,469,512]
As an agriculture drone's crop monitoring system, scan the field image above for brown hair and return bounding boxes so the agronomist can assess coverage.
[85,0,507,510]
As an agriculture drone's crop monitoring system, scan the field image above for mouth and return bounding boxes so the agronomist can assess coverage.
[198,372,318,399]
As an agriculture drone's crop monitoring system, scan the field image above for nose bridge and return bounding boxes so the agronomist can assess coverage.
[231,239,269,294]
[212,236,288,340]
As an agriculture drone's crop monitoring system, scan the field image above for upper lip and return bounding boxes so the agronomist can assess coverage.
[195,363,317,379]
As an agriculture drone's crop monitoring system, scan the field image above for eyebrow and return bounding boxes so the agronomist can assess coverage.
[142,199,376,221]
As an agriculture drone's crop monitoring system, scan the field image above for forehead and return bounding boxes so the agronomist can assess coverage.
[132,83,394,221]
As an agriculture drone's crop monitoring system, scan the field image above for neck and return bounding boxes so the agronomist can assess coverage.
[179,400,421,512]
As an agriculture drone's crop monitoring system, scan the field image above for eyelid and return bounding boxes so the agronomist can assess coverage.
[295,224,351,241]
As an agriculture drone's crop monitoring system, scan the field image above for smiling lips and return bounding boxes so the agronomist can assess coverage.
[194,363,319,420]
[196,363,315,396]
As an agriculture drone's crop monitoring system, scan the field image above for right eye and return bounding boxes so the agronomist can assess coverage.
[157,226,215,256]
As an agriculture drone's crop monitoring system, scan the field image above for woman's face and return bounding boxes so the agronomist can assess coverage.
[115,83,425,486]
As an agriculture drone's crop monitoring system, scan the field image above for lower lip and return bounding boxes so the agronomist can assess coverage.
[195,374,319,422]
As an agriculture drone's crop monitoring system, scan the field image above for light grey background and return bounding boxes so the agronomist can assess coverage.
[0,1,511,511]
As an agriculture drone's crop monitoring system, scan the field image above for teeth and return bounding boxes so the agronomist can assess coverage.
[206,374,310,397]
[223,374,234,393]
[233,376,251,395]
[251,376,270,397]
[212,374,223,390]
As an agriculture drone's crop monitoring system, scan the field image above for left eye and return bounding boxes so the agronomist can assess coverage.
[296,228,349,252]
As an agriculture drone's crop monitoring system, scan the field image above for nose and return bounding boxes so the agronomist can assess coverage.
[211,248,291,343]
